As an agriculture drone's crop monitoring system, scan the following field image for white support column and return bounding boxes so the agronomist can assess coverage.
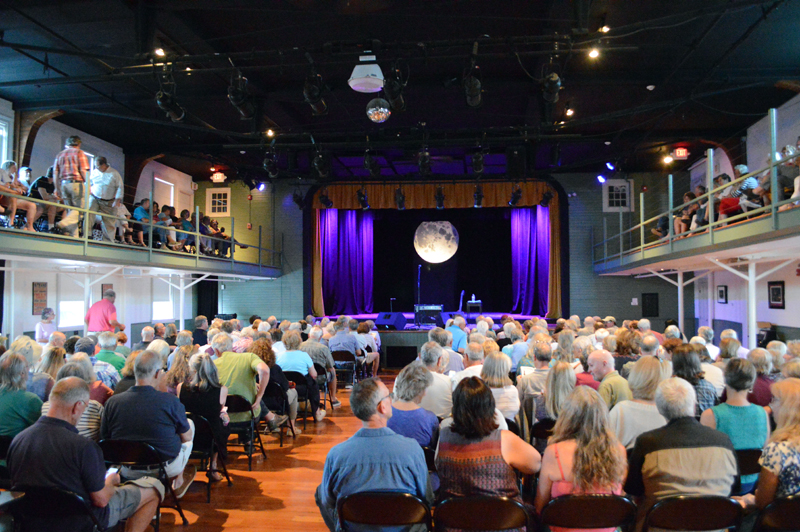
[179,276,185,330]
[748,262,757,350]
[707,271,714,328]
[8,268,15,341]
[677,271,684,335]
[84,273,91,336]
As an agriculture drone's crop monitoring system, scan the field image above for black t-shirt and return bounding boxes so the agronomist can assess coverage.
[8,416,110,525]
[28,176,54,200]
[100,385,190,460]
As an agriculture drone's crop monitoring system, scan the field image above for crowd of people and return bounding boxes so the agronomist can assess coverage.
[318,313,800,532]
[0,136,244,257]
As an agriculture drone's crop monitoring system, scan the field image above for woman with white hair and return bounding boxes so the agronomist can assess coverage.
[387,363,439,448]
[0,353,42,437]
[42,362,104,440]
[720,348,773,407]
[69,353,113,405]
[481,352,520,419]
[608,356,669,449]
[9,335,51,401]
[34,307,57,346]
[146,339,171,365]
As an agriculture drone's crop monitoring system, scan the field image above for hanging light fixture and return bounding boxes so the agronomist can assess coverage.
[366,98,391,123]
[508,184,523,207]
[418,147,432,176]
[348,53,384,93]
[364,150,381,177]
[395,187,406,210]
[227,73,255,120]
[357,187,370,210]
[303,54,327,116]
[155,91,185,122]
[473,184,484,208]
[313,150,330,179]
[539,191,554,206]
[319,189,333,208]
[383,62,407,112]
[542,72,561,103]
[435,186,445,209]
[263,152,279,179]
[471,151,485,175]
[293,190,306,210]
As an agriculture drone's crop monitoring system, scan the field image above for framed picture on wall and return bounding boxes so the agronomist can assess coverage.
[101,283,113,299]
[717,285,728,304]
[32,282,47,316]
[768,281,785,309]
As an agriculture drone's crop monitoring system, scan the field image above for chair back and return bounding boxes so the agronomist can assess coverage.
[98,439,164,467]
[187,413,216,455]
[313,363,328,380]
[541,494,637,531]
[284,371,309,388]
[332,351,356,364]
[338,491,431,531]
[642,495,741,532]
[755,495,800,531]
[0,435,13,460]
[434,496,529,531]
[11,486,104,532]
[225,394,255,415]
[422,446,436,472]
[736,448,763,476]
[505,418,521,437]
[531,418,556,441]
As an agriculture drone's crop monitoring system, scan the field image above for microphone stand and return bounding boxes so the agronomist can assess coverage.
[416,264,422,327]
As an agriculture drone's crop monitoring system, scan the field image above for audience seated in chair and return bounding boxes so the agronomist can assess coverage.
[387,363,439,448]
[608,356,668,450]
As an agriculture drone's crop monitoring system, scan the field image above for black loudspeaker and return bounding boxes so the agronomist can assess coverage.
[375,312,407,331]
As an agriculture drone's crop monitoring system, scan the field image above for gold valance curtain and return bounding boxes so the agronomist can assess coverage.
[311,181,562,319]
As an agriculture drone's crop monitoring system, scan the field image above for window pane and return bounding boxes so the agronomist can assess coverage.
[58,301,85,328]
[152,301,173,320]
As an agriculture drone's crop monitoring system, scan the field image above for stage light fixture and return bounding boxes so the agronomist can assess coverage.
[209,166,216,172]
[227,74,255,120]
[263,152,279,179]
[266,128,275,137]
[313,151,330,179]
[463,74,482,108]
[364,151,381,177]
[155,91,185,122]
[542,72,561,103]
[418,148,432,176]
[508,185,522,207]
[395,187,406,210]
[565,106,574,117]
[357,187,370,211]
[319,189,334,208]
[293,191,306,210]
[474,184,484,208]
[471,152,484,174]
[303,68,328,116]
[257,182,267,192]
[663,155,674,164]
[154,48,166,57]
[597,175,607,184]
[383,63,406,112]
[606,162,616,171]
[242,175,258,190]
[435,187,445,209]
[348,54,384,93]
[539,191,554,206]
[588,48,600,59]
[366,97,391,123]
[600,25,610,33]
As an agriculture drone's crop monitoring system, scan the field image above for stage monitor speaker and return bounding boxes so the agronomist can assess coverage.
[375,312,407,331]
[415,305,443,327]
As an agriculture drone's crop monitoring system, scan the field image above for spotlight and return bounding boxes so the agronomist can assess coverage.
[588,48,600,59]
[364,151,381,177]
[383,63,406,112]
[474,185,484,208]
[319,189,333,208]
[565,107,574,117]
[263,153,279,179]
[539,191,554,206]
[646,85,656,91]
[663,155,674,164]
[418,148,432,176]
[435,187,445,209]
[155,91,185,122]
[313,151,330,179]
[348,54,384,93]
[366,98,391,123]
[357,187,370,211]
[227,74,255,120]
[463,73,482,108]
[606,162,616,171]
[600,25,610,33]
[395,187,406,210]
[597,175,607,184]
[242,175,258,191]
[471,152,484,175]
[304,72,327,116]
[542,72,561,103]
[266,128,275,137]
[508,185,522,207]
[154,48,166,57]
[257,182,267,192]
[209,166,216,172]
[293,191,306,210]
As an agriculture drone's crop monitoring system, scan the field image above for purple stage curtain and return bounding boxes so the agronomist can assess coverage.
[511,206,550,316]
[320,209,374,315]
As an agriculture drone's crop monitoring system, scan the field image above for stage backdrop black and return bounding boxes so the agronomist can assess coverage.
[373,208,512,313]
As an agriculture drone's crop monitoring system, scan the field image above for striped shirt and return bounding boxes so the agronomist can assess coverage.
[41,399,104,441]
[53,147,90,183]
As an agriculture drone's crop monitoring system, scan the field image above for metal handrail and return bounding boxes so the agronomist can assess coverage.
[0,187,282,271]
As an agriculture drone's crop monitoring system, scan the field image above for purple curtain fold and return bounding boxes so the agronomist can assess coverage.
[511,207,550,316]
[320,209,374,315]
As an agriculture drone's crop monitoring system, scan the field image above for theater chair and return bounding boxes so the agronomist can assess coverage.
[434,496,530,531]
[540,494,637,532]
[338,492,431,532]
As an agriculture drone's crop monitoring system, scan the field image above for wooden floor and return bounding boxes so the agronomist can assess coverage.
[161,375,395,532]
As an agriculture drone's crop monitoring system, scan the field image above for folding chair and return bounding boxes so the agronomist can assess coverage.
[434,496,530,531]
[225,394,267,471]
[314,362,333,410]
[754,495,800,532]
[541,494,637,532]
[284,371,313,430]
[332,350,357,388]
[10,485,106,532]
[338,491,431,532]
[263,380,295,446]
[98,439,189,529]
[187,413,232,503]
[0,435,12,490]
[642,495,741,532]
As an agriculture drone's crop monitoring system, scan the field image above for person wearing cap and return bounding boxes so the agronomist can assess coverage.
[603,316,618,334]
[85,289,125,335]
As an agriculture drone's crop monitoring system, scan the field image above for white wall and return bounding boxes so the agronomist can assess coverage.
[747,93,800,171]
[2,260,194,346]
[28,120,124,180]
[136,161,194,214]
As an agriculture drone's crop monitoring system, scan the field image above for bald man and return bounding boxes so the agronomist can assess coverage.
[588,349,632,409]
[8,377,162,531]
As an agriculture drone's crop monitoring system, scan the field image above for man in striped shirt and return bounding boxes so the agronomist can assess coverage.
[54,135,90,237]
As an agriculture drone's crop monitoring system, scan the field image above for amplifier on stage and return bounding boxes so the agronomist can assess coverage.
[415,304,443,327]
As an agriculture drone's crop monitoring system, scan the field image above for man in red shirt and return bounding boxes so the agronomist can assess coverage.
[54,135,90,237]
[85,289,125,335]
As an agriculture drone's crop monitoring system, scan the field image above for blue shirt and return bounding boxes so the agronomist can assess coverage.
[318,427,432,530]
[133,205,149,221]
[328,331,360,356]
[446,326,467,353]
[509,342,530,371]
[276,350,314,375]
[388,407,439,448]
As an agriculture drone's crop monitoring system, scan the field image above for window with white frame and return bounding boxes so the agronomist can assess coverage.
[152,277,174,320]
[602,179,635,213]
[58,300,85,328]
[206,187,230,217]
[0,121,7,163]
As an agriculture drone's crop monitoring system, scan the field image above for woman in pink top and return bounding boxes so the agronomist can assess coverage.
[534,386,627,532]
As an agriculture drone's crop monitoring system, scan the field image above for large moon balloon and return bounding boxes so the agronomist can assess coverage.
[414,221,459,263]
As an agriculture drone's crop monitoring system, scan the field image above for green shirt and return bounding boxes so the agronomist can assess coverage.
[115,345,131,358]
[0,388,42,437]
[214,351,263,423]
[598,370,633,409]
[96,350,125,372]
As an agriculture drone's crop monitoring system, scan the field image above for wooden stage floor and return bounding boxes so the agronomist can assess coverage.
[160,375,396,532]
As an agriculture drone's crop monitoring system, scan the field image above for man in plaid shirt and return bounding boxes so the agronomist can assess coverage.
[54,135,90,237]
